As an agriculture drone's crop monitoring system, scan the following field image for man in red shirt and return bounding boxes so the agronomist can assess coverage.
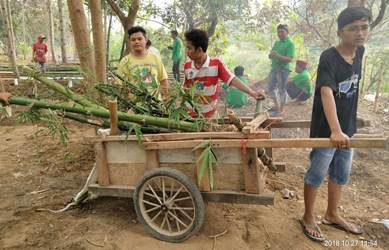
[32,34,48,73]
[183,29,264,118]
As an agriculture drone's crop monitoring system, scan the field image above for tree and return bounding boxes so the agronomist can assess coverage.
[89,0,107,83]
[348,0,367,7]
[58,0,68,63]
[0,0,19,78]
[146,0,252,37]
[67,0,95,85]
[47,0,57,63]
[106,0,140,57]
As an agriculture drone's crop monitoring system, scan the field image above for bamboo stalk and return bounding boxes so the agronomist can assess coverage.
[63,112,166,133]
[6,96,200,132]
[22,66,105,110]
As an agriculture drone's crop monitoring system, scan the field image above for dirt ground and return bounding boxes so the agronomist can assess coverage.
[0,93,388,249]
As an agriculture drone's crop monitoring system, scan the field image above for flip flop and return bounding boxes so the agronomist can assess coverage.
[322,218,363,235]
[299,218,325,242]
[267,109,281,117]
[266,107,278,112]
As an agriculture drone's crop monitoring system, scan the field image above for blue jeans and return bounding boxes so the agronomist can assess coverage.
[268,68,289,107]
[304,148,353,187]
[172,60,181,82]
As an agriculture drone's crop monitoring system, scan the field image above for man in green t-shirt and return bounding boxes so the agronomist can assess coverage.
[223,66,249,108]
[169,30,183,82]
[267,24,295,115]
[285,60,313,109]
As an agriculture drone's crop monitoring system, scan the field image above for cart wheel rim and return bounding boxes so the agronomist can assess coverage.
[138,175,196,237]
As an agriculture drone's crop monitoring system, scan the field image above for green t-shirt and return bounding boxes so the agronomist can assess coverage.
[172,37,183,62]
[292,69,313,95]
[223,76,249,108]
[271,37,295,71]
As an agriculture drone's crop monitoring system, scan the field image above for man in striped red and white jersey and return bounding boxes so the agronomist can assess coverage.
[183,29,265,118]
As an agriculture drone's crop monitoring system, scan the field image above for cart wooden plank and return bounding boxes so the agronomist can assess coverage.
[259,117,370,129]
[242,148,261,193]
[95,142,110,186]
[242,113,269,134]
[85,131,270,143]
[143,138,388,150]
[88,184,274,205]
[145,150,159,170]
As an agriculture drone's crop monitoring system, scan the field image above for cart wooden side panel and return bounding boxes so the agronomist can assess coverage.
[91,131,271,194]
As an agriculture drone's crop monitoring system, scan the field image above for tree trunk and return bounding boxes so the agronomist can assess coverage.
[58,0,68,63]
[47,0,57,63]
[67,0,95,85]
[5,0,16,56]
[21,3,27,59]
[106,0,140,57]
[89,0,107,83]
[347,0,366,7]
[106,14,112,63]
[0,0,19,78]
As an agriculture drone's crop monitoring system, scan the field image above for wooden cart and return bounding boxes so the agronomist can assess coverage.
[85,117,387,243]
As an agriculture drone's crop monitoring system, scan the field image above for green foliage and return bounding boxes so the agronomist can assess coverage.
[108,31,123,62]
[17,41,30,59]
[38,110,69,147]
[125,123,143,143]
[16,107,69,146]
[145,28,173,68]
[16,108,42,123]
[0,105,12,120]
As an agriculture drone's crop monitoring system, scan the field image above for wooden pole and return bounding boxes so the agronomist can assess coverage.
[374,62,384,112]
[94,142,110,186]
[143,138,389,150]
[108,100,119,135]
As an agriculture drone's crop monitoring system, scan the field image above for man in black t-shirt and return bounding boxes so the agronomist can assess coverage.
[300,7,372,242]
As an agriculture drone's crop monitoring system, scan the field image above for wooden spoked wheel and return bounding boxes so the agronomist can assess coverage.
[134,168,204,242]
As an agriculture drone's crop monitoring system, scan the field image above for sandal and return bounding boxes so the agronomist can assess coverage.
[299,218,325,242]
[322,218,363,235]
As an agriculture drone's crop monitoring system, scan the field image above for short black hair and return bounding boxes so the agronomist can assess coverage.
[171,30,178,36]
[234,66,244,76]
[184,29,209,52]
[338,7,372,30]
[277,24,289,32]
[128,26,147,38]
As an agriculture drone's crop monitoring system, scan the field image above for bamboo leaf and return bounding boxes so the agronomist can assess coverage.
[208,153,214,190]
[198,151,209,186]
[193,140,210,151]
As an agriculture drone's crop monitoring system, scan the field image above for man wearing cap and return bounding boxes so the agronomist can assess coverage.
[32,34,48,73]
[267,24,295,115]
[300,7,371,242]
[285,60,313,109]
